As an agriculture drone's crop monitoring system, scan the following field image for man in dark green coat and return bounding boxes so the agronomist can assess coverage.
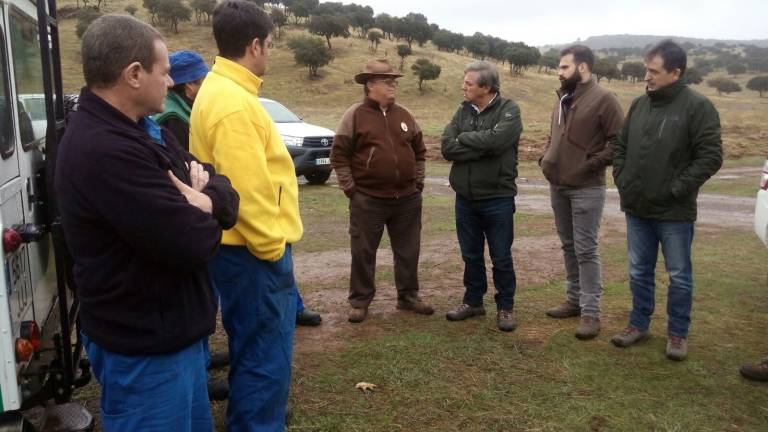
[610,40,722,361]
[441,61,523,332]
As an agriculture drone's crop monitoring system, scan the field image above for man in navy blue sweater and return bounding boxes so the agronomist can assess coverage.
[55,14,238,432]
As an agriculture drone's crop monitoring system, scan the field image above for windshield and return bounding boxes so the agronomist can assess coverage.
[260,99,302,123]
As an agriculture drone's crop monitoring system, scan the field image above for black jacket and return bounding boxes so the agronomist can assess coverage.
[55,88,239,355]
[613,80,722,221]
[441,94,522,200]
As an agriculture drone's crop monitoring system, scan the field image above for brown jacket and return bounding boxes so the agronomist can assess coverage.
[332,98,426,198]
[540,79,624,187]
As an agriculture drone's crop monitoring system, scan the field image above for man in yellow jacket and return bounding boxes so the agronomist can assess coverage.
[189,1,301,430]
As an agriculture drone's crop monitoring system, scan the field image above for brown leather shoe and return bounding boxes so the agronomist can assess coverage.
[348,307,368,323]
[396,299,434,315]
[666,335,688,361]
[740,357,768,382]
[575,316,600,340]
[611,327,649,347]
[497,309,517,332]
[545,302,581,318]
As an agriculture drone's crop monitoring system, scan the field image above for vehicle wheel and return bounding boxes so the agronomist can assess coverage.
[305,171,331,185]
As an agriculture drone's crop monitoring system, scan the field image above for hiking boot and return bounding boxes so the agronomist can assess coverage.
[207,378,229,401]
[497,309,517,332]
[296,308,322,326]
[545,301,581,318]
[666,335,688,361]
[207,351,229,370]
[739,357,768,382]
[445,303,486,321]
[396,298,435,315]
[348,307,368,323]
[575,316,601,340]
[611,327,649,347]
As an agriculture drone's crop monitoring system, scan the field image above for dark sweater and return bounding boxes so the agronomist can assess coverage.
[55,87,239,355]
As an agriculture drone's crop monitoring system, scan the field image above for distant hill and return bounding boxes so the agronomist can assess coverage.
[544,34,768,50]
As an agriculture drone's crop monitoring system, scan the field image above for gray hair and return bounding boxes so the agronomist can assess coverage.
[82,14,162,88]
[464,61,500,93]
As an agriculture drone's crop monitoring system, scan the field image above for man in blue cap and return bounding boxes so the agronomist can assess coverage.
[155,50,209,151]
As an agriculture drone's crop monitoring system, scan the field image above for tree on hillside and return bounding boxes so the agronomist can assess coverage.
[392,13,432,49]
[75,7,102,39]
[124,5,138,15]
[411,58,441,93]
[191,0,215,24]
[726,62,747,76]
[287,0,317,23]
[367,28,383,53]
[621,61,645,83]
[537,49,559,74]
[684,67,703,84]
[374,13,395,40]
[432,30,453,52]
[287,35,333,78]
[746,75,768,97]
[270,8,287,38]
[396,44,411,72]
[345,3,374,38]
[465,32,489,60]
[505,45,539,76]
[593,58,619,83]
[695,58,714,76]
[308,14,350,50]
[708,77,742,95]
[143,0,161,25]
[157,0,191,33]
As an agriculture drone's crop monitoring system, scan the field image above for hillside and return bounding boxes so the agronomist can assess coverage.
[546,34,768,50]
[57,2,768,159]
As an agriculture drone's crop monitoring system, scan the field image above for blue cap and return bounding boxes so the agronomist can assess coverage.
[169,50,209,85]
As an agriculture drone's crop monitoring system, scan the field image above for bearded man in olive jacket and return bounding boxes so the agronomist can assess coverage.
[610,40,722,361]
[442,61,523,332]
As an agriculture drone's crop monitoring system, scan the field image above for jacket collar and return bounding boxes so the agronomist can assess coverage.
[463,92,501,114]
[363,96,394,111]
[78,87,165,147]
[556,77,596,100]
[211,56,263,96]
[647,78,686,106]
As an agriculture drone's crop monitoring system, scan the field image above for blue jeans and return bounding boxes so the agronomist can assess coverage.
[455,195,517,311]
[626,215,695,338]
[209,245,297,432]
[84,334,212,432]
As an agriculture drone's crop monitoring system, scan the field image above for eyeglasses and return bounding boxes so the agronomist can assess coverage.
[370,78,398,87]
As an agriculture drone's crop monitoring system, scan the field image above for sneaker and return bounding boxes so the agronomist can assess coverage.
[545,302,581,318]
[207,378,229,401]
[348,307,368,323]
[207,351,229,370]
[739,357,768,382]
[497,309,517,332]
[666,335,688,361]
[396,298,434,315]
[296,309,322,326]
[445,303,486,321]
[575,316,600,340]
[611,327,649,347]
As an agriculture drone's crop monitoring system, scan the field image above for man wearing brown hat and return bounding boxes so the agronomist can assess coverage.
[331,58,433,323]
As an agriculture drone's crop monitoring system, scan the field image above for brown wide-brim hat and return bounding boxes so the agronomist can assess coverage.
[354,59,403,84]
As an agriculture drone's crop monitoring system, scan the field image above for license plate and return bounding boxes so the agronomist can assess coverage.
[7,246,31,318]
[315,158,330,165]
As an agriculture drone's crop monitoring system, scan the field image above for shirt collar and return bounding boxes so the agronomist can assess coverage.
[211,56,263,96]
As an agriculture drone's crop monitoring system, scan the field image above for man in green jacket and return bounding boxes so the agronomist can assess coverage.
[611,40,722,360]
[441,61,523,332]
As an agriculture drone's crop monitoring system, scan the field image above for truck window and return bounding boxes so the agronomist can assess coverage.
[0,26,14,159]
[9,7,46,150]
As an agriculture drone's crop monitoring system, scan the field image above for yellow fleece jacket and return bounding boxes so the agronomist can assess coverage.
[190,56,302,261]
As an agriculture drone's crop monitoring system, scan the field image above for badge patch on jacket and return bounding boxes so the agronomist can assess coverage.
[401,122,408,132]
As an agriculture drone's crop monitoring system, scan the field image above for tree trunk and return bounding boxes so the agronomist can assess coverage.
[325,36,332,50]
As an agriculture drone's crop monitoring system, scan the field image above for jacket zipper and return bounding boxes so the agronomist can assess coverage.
[382,109,399,198]
[366,147,375,170]
[658,115,667,139]
[278,186,282,207]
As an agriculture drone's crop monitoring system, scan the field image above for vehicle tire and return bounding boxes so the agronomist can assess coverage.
[305,171,331,185]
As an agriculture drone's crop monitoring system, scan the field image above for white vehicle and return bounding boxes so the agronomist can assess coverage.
[0,0,92,429]
[754,158,768,247]
[260,98,335,185]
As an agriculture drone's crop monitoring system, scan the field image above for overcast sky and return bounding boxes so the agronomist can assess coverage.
[351,0,768,46]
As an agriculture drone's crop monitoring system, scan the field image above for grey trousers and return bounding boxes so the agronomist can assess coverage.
[550,185,605,317]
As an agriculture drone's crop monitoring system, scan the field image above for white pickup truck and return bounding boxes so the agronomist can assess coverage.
[754,159,768,246]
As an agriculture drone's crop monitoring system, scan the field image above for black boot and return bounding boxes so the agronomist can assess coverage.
[296,309,322,326]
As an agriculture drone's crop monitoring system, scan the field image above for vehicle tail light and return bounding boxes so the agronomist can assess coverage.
[15,338,34,362]
[761,160,768,190]
[20,321,41,353]
[2,228,22,254]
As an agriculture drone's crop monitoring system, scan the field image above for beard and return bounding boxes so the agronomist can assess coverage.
[560,70,582,93]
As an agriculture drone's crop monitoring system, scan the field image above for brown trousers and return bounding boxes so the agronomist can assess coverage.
[348,191,422,308]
